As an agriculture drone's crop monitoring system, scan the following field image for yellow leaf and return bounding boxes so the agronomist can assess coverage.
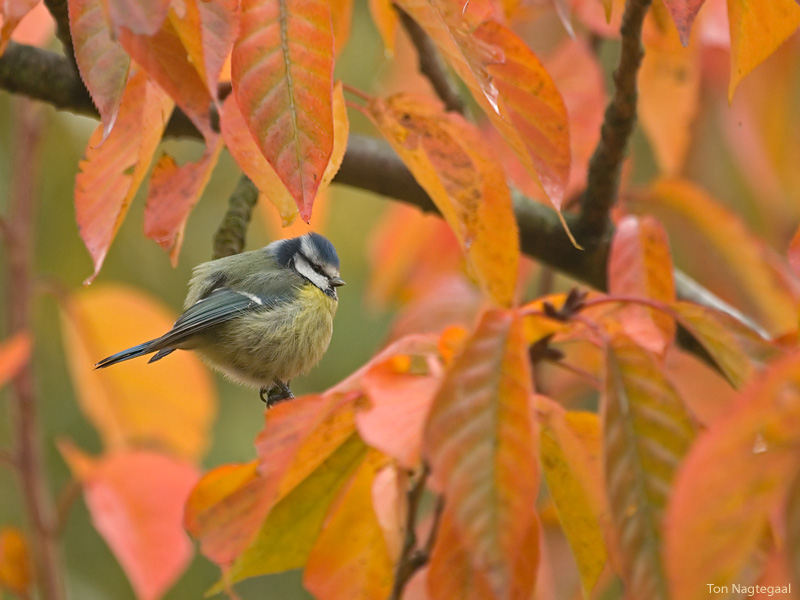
[0,527,31,597]
[59,284,216,461]
[366,94,519,307]
[727,0,800,101]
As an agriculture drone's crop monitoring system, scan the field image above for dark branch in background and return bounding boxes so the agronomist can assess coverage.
[394,6,466,114]
[577,0,653,242]
[213,174,259,259]
[42,0,76,68]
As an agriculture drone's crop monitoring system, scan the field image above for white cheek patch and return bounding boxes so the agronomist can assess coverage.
[294,255,329,291]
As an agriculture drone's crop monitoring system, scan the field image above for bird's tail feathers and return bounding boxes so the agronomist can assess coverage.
[94,341,157,369]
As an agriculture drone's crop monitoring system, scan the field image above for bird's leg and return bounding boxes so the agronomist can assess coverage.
[262,379,294,408]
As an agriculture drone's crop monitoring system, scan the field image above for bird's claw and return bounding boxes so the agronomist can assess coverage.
[260,380,294,408]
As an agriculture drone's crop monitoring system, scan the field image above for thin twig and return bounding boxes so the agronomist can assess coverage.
[52,479,81,537]
[394,6,466,114]
[5,99,65,600]
[578,0,653,243]
[212,175,260,259]
[390,464,432,600]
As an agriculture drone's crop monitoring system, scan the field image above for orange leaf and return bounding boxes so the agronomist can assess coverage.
[0,331,30,388]
[665,352,800,600]
[144,135,224,264]
[223,81,348,227]
[108,0,170,35]
[727,0,800,101]
[0,0,39,52]
[59,284,216,461]
[662,0,707,45]
[368,0,397,54]
[231,0,334,220]
[68,0,130,138]
[330,0,354,56]
[603,334,694,600]
[366,94,519,307]
[303,454,394,600]
[424,308,537,599]
[631,178,799,335]
[61,444,199,600]
[0,527,31,597]
[75,70,173,284]
[427,507,540,600]
[608,215,676,355]
[639,13,700,174]
[393,0,570,209]
[119,16,215,139]
[356,350,442,468]
[168,0,239,97]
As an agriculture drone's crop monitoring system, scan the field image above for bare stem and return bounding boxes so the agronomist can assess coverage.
[4,99,65,600]
[578,0,653,242]
[213,175,259,259]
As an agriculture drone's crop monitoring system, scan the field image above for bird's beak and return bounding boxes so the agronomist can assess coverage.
[330,276,346,287]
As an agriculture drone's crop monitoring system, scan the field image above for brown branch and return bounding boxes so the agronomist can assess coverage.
[213,174,260,260]
[578,0,653,243]
[395,6,466,114]
[42,0,76,68]
[3,99,65,600]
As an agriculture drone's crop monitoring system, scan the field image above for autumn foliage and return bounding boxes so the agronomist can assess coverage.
[2,0,800,598]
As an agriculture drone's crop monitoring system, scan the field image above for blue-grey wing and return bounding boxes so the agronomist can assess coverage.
[150,288,286,358]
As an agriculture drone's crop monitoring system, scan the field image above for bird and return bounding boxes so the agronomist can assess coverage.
[94,232,345,406]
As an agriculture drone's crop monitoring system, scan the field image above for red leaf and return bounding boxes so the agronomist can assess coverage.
[424,308,538,599]
[662,0,707,45]
[608,215,676,354]
[231,0,334,220]
[61,444,199,600]
[144,136,224,264]
[68,0,130,138]
[75,70,173,283]
[107,0,170,36]
[0,0,40,52]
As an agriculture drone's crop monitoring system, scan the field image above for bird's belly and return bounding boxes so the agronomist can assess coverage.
[198,286,336,387]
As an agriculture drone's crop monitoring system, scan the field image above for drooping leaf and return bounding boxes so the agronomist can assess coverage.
[366,94,519,307]
[393,0,570,209]
[75,70,173,284]
[231,0,334,220]
[0,331,30,388]
[608,215,676,355]
[143,135,224,264]
[535,397,607,598]
[107,0,170,35]
[603,333,694,600]
[329,0,354,56]
[424,308,538,599]
[639,14,700,174]
[119,16,215,139]
[367,0,397,54]
[0,0,40,52]
[0,527,31,597]
[427,506,540,600]
[222,82,348,226]
[68,0,131,138]
[168,0,239,97]
[60,444,199,600]
[665,352,800,600]
[303,452,394,600]
[59,284,216,461]
[631,178,799,334]
[727,0,800,101]
[662,0,706,45]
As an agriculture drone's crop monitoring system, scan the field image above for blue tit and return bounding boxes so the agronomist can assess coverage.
[95,232,345,406]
